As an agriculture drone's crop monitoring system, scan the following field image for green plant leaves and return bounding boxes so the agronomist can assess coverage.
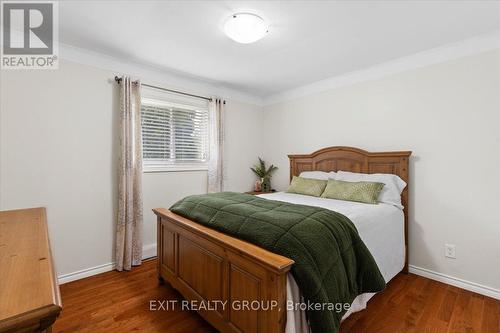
[250,157,278,178]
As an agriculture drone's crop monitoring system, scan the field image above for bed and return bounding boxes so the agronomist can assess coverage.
[153,146,411,333]
[258,192,405,332]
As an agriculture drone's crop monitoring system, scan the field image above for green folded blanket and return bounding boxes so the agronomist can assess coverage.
[170,192,385,332]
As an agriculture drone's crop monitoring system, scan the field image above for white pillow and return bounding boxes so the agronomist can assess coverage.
[299,171,333,180]
[336,171,407,209]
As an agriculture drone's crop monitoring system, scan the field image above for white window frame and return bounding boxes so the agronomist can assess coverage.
[141,97,210,173]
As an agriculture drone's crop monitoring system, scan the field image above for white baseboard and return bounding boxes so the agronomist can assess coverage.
[409,265,500,300]
[58,243,157,284]
[58,262,115,284]
[57,248,500,300]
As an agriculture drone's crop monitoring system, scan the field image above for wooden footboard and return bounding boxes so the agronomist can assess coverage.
[153,208,294,333]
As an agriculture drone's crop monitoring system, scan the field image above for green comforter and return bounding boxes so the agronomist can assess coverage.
[170,192,385,332]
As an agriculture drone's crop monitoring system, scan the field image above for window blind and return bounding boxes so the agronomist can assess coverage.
[141,99,209,170]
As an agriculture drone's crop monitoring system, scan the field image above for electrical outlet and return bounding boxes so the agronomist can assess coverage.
[445,244,456,259]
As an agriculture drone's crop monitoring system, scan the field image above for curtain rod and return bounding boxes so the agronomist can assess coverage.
[114,76,216,102]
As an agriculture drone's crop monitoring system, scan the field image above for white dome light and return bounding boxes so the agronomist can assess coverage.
[224,13,268,44]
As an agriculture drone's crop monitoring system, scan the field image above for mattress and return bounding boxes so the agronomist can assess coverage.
[256,192,405,333]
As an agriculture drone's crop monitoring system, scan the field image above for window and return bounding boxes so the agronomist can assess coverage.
[141,97,209,171]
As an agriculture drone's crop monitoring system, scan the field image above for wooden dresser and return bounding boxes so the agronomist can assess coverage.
[0,208,62,333]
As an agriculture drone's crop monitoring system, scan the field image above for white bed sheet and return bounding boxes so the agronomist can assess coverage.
[256,192,405,333]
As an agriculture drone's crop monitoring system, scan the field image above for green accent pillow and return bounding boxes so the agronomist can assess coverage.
[321,179,385,204]
[286,176,328,197]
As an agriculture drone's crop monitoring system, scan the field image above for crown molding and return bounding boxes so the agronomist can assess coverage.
[58,30,500,108]
[59,43,264,106]
[263,31,500,106]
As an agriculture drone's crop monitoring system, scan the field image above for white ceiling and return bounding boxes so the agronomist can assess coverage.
[59,1,500,98]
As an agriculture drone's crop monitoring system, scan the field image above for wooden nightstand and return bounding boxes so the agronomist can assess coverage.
[245,191,275,195]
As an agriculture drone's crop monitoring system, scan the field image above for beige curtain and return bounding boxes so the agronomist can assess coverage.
[208,98,225,193]
[116,76,143,271]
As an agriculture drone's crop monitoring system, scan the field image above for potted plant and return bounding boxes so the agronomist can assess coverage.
[250,158,278,192]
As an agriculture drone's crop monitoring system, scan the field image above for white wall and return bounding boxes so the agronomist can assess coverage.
[0,59,263,279]
[2,46,499,295]
[262,49,500,291]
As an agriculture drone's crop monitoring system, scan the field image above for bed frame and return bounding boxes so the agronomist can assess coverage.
[153,146,411,333]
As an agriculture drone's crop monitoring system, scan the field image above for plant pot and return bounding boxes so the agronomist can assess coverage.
[261,178,271,192]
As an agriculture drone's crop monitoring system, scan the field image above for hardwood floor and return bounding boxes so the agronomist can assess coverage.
[53,259,499,333]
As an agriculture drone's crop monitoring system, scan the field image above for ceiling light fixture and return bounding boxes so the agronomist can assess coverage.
[224,13,268,44]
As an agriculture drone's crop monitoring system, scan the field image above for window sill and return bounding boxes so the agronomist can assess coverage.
[143,165,208,173]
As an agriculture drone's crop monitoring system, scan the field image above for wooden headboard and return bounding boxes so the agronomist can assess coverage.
[288,146,412,272]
